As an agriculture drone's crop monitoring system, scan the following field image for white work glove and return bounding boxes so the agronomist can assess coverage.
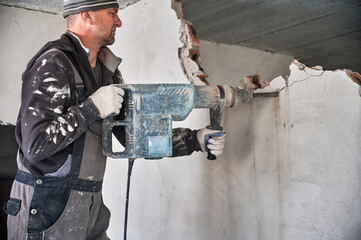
[197,128,226,156]
[89,84,125,119]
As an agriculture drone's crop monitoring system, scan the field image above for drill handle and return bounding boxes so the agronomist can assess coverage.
[206,96,226,160]
[205,125,224,160]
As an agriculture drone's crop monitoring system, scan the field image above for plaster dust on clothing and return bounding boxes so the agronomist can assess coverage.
[51,107,63,114]
[46,116,74,136]
[28,107,45,118]
[36,59,47,71]
[43,77,58,83]
[46,83,70,103]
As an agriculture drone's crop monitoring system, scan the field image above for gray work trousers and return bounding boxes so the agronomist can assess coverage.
[5,124,110,240]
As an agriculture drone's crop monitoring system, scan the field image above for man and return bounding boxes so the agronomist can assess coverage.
[3,0,225,239]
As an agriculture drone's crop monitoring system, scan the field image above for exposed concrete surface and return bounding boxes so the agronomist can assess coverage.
[181,1,361,73]
[200,40,293,85]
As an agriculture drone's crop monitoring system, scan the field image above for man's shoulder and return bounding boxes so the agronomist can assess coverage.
[32,48,73,74]
[23,47,77,89]
[25,33,75,72]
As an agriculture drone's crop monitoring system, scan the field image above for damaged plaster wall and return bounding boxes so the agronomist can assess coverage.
[1,1,360,240]
[220,63,361,240]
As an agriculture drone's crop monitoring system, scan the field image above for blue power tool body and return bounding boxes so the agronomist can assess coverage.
[102,84,252,159]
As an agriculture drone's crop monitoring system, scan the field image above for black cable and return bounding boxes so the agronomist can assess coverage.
[124,158,136,240]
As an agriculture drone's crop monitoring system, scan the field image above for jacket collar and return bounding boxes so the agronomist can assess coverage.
[98,46,122,74]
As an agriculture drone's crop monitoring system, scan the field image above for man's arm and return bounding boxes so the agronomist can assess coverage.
[18,52,98,163]
[171,128,226,157]
[171,128,201,157]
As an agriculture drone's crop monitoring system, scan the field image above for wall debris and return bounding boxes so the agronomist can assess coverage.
[171,0,209,85]
[240,74,270,90]
[345,69,361,86]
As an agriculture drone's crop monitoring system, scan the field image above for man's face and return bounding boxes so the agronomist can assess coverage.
[91,8,122,46]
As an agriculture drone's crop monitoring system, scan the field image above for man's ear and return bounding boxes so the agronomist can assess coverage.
[80,11,93,23]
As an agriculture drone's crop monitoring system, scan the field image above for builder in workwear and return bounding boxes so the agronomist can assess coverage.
[4,0,225,239]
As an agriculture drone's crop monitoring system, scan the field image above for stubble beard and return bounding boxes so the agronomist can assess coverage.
[101,35,115,46]
[94,26,116,46]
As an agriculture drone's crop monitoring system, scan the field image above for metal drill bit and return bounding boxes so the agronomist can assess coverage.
[252,91,280,98]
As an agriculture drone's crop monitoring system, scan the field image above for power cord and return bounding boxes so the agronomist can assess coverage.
[124,158,136,240]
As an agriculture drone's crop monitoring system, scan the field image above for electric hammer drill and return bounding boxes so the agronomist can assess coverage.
[102,83,268,160]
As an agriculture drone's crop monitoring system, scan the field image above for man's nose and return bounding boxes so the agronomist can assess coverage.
[115,15,122,28]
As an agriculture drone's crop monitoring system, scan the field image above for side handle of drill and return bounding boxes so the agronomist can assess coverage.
[206,98,226,160]
[194,85,253,160]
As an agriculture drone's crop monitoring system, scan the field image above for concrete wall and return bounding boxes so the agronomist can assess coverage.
[1,1,360,240]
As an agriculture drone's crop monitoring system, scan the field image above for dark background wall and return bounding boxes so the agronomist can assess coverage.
[0,125,18,239]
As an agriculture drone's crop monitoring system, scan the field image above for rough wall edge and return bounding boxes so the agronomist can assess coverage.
[171,0,209,85]
[292,60,361,89]
[254,59,361,95]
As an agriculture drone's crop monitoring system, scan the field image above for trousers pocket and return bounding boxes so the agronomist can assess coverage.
[27,187,71,233]
[3,198,22,216]
[43,190,92,239]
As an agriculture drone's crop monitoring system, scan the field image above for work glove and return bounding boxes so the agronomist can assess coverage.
[197,128,226,156]
[89,84,125,119]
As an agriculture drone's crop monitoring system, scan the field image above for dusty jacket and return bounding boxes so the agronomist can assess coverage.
[16,32,201,176]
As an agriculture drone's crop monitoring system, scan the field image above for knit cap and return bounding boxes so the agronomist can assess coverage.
[63,0,119,18]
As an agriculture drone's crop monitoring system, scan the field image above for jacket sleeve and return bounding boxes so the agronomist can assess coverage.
[171,128,202,157]
[17,51,100,163]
